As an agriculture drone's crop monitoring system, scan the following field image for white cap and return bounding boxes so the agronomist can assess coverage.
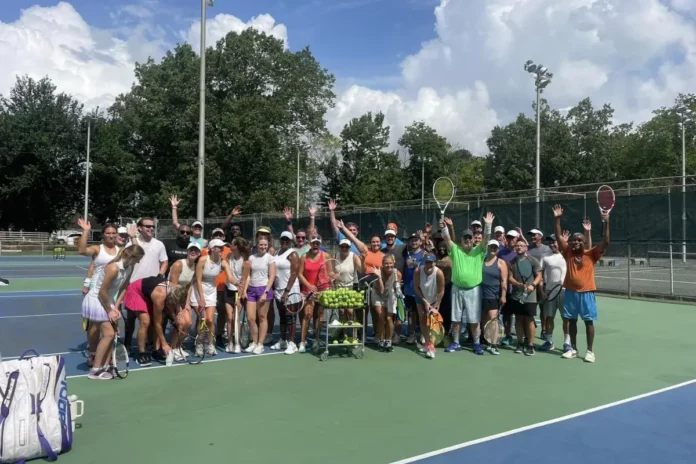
[506,230,520,238]
[528,229,543,236]
[384,229,397,236]
[471,220,482,226]
[310,236,322,243]
[494,226,505,234]
[208,239,225,248]
[187,242,201,250]
[487,239,500,248]
[211,228,224,236]
[117,226,128,234]
[339,239,351,246]
[192,221,203,228]
[280,231,293,240]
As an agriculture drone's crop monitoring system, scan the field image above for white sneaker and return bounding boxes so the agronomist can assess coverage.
[271,340,287,351]
[244,342,257,353]
[425,350,435,359]
[584,351,595,363]
[225,343,233,353]
[284,342,297,355]
[406,333,417,345]
[233,344,242,354]
[173,348,186,361]
[207,343,217,356]
[298,342,307,353]
[562,348,578,359]
[195,344,204,357]
[253,344,265,355]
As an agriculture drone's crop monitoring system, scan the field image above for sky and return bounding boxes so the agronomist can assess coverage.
[0,0,695,155]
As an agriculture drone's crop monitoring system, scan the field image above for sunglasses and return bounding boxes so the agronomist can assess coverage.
[141,225,155,229]
[180,230,191,235]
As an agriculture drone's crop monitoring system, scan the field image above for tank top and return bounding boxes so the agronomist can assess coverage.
[176,258,196,287]
[274,248,299,294]
[302,252,327,292]
[90,244,120,289]
[226,255,244,291]
[88,261,130,302]
[249,253,274,287]
[418,265,439,304]
[336,252,356,288]
[363,250,384,272]
[201,256,222,287]
[481,258,502,300]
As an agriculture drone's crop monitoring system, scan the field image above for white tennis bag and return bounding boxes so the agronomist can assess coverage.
[0,351,74,463]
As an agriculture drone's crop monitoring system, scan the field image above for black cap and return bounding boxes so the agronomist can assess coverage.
[462,229,473,238]
[544,234,557,242]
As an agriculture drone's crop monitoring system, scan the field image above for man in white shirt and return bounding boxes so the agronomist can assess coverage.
[539,234,567,352]
[124,217,169,366]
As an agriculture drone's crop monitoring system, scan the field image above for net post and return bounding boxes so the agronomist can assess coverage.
[627,243,632,298]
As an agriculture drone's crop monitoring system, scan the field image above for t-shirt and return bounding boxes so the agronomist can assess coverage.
[249,253,274,287]
[336,231,361,255]
[165,241,189,277]
[528,244,552,265]
[190,236,206,248]
[563,247,603,292]
[128,238,168,282]
[202,246,232,289]
[541,253,567,289]
[449,244,485,289]
[509,255,542,303]
[497,247,514,260]
[403,249,425,297]
[383,244,406,273]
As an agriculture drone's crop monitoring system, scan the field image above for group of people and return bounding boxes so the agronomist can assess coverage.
[78,196,610,380]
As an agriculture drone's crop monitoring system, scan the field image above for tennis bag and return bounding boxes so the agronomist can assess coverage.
[0,351,73,463]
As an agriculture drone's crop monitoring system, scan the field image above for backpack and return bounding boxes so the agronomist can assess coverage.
[0,351,78,463]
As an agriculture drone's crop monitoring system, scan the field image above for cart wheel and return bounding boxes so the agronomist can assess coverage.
[354,349,364,359]
[320,352,328,362]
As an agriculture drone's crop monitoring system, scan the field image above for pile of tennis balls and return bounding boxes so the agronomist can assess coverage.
[318,288,365,309]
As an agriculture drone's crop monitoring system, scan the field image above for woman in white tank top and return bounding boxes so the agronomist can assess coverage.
[414,253,445,358]
[81,245,145,380]
[336,239,363,342]
[223,237,251,354]
[166,242,202,359]
[192,239,235,356]
[271,232,301,354]
[76,219,124,368]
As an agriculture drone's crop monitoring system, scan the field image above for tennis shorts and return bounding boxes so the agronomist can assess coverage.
[562,290,597,321]
[542,289,565,318]
[482,298,499,312]
[507,298,537,317]
[451,284,482,325]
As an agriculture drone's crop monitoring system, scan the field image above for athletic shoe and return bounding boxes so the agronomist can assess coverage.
[445,342,462,353]
[225,343,233,353]
[195,343,204,357]
[392,334,401,345]
[426,345,435,359]
[488,346,500,355]
[298,342,307,353]
[284,342,298,355]
[152,349,166,363]
[252,344,265,355]
[244,342,257,353]
[136,353,151,367]
[271,340,287,351]
[562,348,578,359]
[233,344,242,354]
[524,346,535,356]
[173,348,187,362]
[87,368,113,380]
[514,345,524,354]
[207,343,217,356]
[385,340,393,352]
[584,351,596,363]
[539,341,554,352]
[473,344,484,355]
[406,334,416,345]
[0,278,9,286]
[501,336,513,347]
[562,343,573,353]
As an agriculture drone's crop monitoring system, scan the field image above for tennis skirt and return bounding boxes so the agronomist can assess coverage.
[81,294,110,323]
[191,282,217,308]
[124,278,153,313]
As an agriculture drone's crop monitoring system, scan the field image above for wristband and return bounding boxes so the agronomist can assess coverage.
[441,226,450,237]
[83,278,91,287]
[484,223,492,235]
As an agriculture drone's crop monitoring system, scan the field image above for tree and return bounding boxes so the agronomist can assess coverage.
[400,122,451,199]
[566,98,615,184]
[0,76,84,230]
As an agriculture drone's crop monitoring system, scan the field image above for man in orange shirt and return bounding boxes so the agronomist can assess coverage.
[552,204,610,363]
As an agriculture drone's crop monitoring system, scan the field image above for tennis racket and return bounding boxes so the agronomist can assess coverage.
[545,283,563,303]
[433,177,455,220]
[483,309,504,348]
[240,305,250,349]
[280,291,306,315]
[516,257,534,303]
[111,320,129,379]
[186,316,211,365]
[427,311,445,346]
[597,185,615,214]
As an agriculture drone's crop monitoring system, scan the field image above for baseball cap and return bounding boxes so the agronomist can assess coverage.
[506,230,520,238]
[117,226,128,234]
[545,234,557,242]
[487,239,501,248]
[187,242,201,250]
[208,239,225,248]
[192,221,203,228]
[461,228,473,238]
[471,220,482,227]
[310,235,322,243]
[256,226,271,234]
[408,232,420,240]
[384,229,397,236]
[339,239,351,246]
[424,253,437,263]
[494,226,505,234]
[211,228,224,236]
[528,228,543,236]
[280,231,293,240]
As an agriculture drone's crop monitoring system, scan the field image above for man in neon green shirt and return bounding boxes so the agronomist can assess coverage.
[439,212,494,355]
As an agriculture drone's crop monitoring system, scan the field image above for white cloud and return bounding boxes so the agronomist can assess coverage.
[328,0,696,154]
[182,13,288,52]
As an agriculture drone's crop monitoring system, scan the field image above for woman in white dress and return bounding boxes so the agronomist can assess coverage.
[81,245,145,380]
[271,232,301,354]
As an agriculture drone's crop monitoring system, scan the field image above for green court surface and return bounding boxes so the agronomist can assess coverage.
[61,296,696,464]
[0,277,81,292]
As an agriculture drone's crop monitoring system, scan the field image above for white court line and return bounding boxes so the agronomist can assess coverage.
[596,275,695,285]
[0,291,80,298]
[3,351,74,361]
[390,378,696,464]
[66,351,285,379]
[0,312,81,319]
[76,265,89,271]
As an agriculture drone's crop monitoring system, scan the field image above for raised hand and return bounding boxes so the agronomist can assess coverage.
[328,199,337,211]
[483,212,495,224]
[336,219,346,230]
[127,223,137,238]
[582,219,591,231]
[562,230,570,241]
[170,195,180,207]
[231,205,242,216]
[309,206,318,216]
[444,217,453,227]
[552,204,563,217]
[77,218,91,231]
[600,211,610,222]
[283,207,294,221]
[424,223,433,235]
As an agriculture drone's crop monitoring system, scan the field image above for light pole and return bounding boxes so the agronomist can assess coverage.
[419,156,431,210]
[678,105,693,262]
[197,0,214,223]
[524,60,553,227]
[296,146,300,214]
[84,118,91,220]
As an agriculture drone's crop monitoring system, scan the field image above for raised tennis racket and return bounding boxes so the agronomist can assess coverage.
[517,257,534,303]
[433,177,455,220]
[111,321,129,379]
[597,185,615,214]
[427,311,445,346]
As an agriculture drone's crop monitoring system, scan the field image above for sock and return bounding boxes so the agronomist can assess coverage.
[474,334,480,345]
[452,332,460,344]
[564,334,571,345]
[546,332,553,342]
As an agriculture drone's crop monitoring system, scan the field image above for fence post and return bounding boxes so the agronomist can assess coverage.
[252,214,258,235]
[627,243,632,298]
[668,187,674,295]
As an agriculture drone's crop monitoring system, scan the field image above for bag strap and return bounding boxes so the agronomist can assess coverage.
[0,371,19,426]
[35,391,58,461]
